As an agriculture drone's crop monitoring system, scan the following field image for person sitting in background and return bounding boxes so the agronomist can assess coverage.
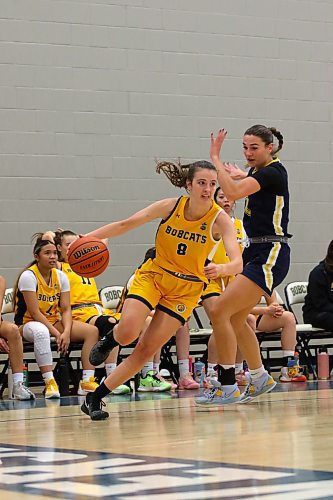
[254,291,306,382]
[43,229,130,396]
[303,239,333,332]
[0,275,35,400]
[14,238,99,399]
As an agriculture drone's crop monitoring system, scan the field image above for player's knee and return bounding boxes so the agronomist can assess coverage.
[209,303,224,323]
[115,319,141,346]
[7,323,21,342]
[283,311,296,328]
[34,325,51,355]
[134,338,155,361]
[94,315,116,339]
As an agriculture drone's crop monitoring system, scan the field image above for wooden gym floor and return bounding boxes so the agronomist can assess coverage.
[1,381,333,499]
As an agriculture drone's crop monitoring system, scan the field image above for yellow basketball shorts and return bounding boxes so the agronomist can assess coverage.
[127,260,204,325]
[201,279,222,302]
[71,305,120,323]
[201,274,235,302]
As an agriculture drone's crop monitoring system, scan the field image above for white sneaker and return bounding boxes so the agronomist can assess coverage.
[240,372,276,403]
[12,382,36,401]
[111,384,131,395]
[195,381,241,408]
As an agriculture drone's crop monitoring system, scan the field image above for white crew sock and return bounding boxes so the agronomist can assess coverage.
[42,371,54,383]
[282,350,294,358]
[141,362,154,378]
[178,359,190,378]
[153,362,160,373]
[235,363,244,375]
[249,365,266,381]
[13,372,24,384]
[207,363,217,373]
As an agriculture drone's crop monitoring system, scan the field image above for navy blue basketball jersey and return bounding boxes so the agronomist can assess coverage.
[243,158,290,238]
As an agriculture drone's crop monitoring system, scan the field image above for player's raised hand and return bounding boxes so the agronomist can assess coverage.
[210,129,227,162]
[223,162,247,180]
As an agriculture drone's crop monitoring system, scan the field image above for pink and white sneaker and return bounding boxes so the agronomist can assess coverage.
[178,373,200,390]
[157,372,178,390]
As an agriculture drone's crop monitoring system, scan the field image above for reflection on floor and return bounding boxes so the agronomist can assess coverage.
[1,380,333,499]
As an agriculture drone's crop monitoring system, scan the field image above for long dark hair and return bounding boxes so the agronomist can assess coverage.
[214,186,221,203]
[244,124,284,155]
[156,159,216,188]
[13,239,57,300]
[324,240,333,273]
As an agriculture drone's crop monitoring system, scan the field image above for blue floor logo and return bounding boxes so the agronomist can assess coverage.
[1,443,333,499]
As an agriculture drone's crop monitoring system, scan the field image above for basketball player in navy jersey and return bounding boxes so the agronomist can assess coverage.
[196,125,291,407]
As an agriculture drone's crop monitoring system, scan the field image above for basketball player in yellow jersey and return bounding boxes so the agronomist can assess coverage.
[41,229,131,396]
[14,239,100,399]
[0,275,36,400]
[80,160,243,420]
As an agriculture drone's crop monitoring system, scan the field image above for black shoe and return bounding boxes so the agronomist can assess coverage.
[81,392,109,421]
[89,325,118,366]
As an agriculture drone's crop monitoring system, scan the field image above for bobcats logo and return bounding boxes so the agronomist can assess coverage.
[176,303,186,313]
[200,222,207,231]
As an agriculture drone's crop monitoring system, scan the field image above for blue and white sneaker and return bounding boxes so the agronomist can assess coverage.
[240,372,276,403]
[195,380,241,408]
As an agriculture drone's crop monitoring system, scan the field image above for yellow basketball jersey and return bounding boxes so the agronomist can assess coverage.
[213,217,245,266]
[15,264,61,325]
[212,217,245,288]
[60,262,101,306]
[154,196,221,283]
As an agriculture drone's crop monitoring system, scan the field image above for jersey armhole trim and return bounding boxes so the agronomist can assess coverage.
[159,196,182,225]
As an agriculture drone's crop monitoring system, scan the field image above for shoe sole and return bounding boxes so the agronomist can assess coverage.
[195,396,242,408]
[137,387,171,392]
[45,393,60,399]
[240,380,277,404]
[89,345,111,367]
[13,396,36,401]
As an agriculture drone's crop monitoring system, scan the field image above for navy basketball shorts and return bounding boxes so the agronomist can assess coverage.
[241,242,290,296]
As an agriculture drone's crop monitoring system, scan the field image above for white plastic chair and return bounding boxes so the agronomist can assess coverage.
[284,281,329,376]
[1,288,14,315]
[99,285,124,311]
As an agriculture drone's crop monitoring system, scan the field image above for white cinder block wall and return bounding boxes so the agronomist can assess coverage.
[0,0,332,301]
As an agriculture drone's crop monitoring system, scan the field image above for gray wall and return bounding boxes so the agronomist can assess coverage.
[0,0,332,297]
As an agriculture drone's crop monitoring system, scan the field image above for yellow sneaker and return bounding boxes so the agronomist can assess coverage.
[78,377,99,395]
[45,378,60,399]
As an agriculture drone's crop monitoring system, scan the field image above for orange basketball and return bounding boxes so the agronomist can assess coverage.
[67,236,109,278]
